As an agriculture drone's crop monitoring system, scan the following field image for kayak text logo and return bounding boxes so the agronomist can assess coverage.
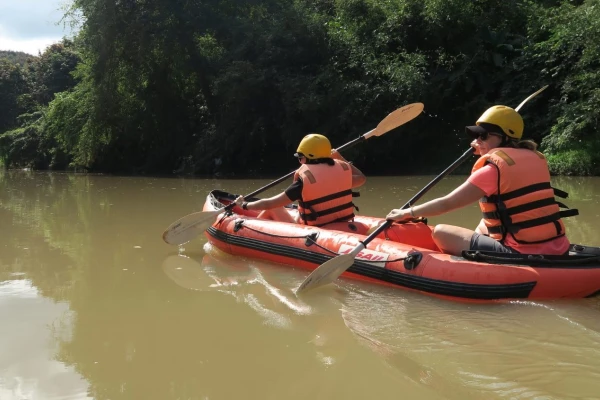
[338,244,389,266]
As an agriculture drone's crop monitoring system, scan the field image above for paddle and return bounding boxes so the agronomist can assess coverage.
[296,85,550,293]
[162,102,425,245]
[515,85,548,112]
[295,148,475,293]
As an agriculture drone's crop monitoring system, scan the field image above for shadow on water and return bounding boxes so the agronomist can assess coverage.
[163,248,492,400]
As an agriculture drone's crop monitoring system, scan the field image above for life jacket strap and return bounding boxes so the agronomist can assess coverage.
[483,197,562,219]
[488,210,578,235]
[483,183,571,204]
[483,182,552,203]
[299,201,355,221]
[299,189,353,208]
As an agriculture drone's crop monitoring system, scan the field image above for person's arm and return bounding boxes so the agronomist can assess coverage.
[331,150,366,188]
[386,180,485,221]
[235,191,292,211]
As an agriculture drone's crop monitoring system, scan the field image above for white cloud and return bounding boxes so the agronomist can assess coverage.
[0,35,61,56]
[0,0,77,55]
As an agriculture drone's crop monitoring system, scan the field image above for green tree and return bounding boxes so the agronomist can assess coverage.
[4,0,600,175]
[0,40,80,169]
[30,40,81,105]
[0,60,28,133]
[0,50,35,66]
[524,0,600,175]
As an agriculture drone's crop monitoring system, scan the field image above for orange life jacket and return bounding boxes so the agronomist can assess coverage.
[294,159,356,226]
[471,148,578,244]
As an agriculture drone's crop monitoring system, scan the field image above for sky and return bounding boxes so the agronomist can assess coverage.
[0,0,78,56]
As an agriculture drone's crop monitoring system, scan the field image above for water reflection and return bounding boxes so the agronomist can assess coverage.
[161,249,455,399]
[3,171,600,400]
[162,248,600,399]
[163,248,312,325]
[0,279,90,400]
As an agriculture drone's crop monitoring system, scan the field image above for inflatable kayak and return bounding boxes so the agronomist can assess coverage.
[203,190,600,301]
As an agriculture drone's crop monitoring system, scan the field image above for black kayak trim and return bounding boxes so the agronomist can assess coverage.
[207,227,536,300]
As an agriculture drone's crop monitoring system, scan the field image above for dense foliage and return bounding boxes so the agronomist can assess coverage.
[1,0,598,175]
[0,50,34,66]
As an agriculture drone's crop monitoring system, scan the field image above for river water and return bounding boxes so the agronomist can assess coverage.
[1,170,600,400]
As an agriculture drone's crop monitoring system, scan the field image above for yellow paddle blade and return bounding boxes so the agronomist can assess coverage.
[162,209,222,245]
[296,253,356,294]
[373,102,424,137]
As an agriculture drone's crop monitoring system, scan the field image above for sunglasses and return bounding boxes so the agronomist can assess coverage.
[477,131,503,141]
[296,153,306,161]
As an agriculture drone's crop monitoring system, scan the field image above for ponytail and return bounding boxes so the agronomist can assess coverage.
[503,139,538,151]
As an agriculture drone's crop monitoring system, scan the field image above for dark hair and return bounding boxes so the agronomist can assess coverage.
[306,157,335,165]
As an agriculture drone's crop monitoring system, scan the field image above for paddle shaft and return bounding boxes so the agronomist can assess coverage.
[295,87,550,293]
[356,86,547,226]
[515,85,548,112]
[229,132,373,209]
[163,104,424,246]
[344,86,548,251]
[359,148,475,247]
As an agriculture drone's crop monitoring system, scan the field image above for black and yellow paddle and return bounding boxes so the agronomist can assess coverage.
[162,103,425,245]
[296,85,549,294]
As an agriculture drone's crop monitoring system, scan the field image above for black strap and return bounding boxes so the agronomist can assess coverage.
[488,211,567,234]
[482,197,559,219]
[299,201,355,221]
[483,182,552,203]
[560,208,579,218]
[462,250,600,266]
[299,189,353,208]
[553,187,569,198]
[484,183,570,203]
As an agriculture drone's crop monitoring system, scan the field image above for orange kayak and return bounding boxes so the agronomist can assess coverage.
[203,190,600,301]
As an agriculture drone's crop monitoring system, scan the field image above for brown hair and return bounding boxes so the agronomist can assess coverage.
[503,139,538,151]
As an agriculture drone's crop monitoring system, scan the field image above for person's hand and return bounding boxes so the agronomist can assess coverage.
[234,196,245,206]
[386,208,412,222]
[330,149,344,160]
[470,139,481,155]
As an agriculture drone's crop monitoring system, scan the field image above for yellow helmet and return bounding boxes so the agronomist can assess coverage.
[295,133,331,159]
[475,105,524,140]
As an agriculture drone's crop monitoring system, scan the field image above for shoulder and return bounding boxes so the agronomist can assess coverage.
[468,164,499,196]
[470,163,497,178]
[333,159,352,171]
[285,179,303,201]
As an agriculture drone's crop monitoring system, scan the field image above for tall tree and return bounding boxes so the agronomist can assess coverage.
[0,60,28,133]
